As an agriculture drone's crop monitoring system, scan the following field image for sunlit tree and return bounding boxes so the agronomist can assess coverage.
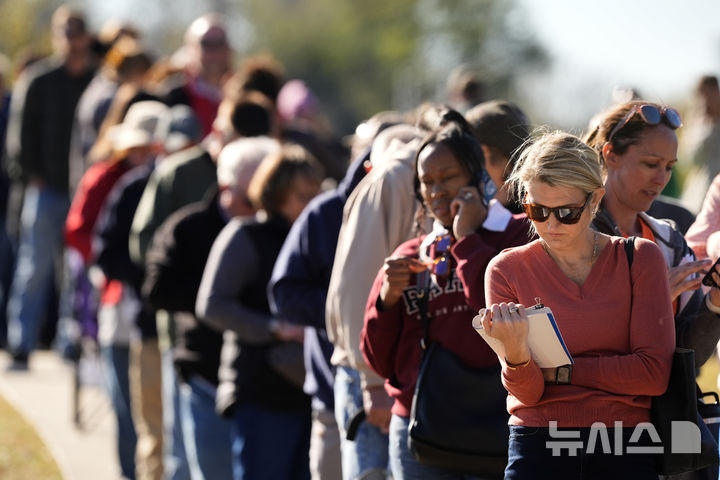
[243,0,546,132]
[0,0,546,134]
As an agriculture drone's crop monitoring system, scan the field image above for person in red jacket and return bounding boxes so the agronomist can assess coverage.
[65,100,165,262]
[63,100,164,480]
[63,100,166,349]
[360,111,532,479]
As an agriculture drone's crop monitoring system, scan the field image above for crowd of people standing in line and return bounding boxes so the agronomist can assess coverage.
[3,4,720,480]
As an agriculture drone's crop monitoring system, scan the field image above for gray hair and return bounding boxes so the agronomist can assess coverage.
[216,136,280,190]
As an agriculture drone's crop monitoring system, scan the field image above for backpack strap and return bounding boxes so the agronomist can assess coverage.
[624,236,636,267]
[416,269,431,350]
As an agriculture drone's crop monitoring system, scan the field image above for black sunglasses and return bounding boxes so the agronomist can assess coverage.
[607,104,682,143]
[200,36,228,49]
[522,193,592,225]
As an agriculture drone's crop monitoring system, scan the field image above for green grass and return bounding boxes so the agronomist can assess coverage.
[0,393,62,480]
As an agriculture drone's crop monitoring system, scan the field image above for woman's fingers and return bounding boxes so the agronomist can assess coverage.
[380,256,429,308]
[668,260,710,284]
[384,257,426,285]
[451,187,488,239]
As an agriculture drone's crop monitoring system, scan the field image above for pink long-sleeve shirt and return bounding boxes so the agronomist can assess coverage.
[484,237,675,427]
[686,172,720,260]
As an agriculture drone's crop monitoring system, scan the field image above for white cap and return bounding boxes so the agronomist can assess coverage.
[216,136,280,190]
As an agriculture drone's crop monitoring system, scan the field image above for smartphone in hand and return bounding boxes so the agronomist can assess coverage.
[478,169,497,207]
[702,256,720,288]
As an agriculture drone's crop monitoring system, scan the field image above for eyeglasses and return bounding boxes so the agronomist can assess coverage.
[200,36,228,49]
[522,193,592,225]
[607,104,682,143]
[426,234,452,276]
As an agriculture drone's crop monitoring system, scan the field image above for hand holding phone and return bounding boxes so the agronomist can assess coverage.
[702,256,720,289]
[451,187,488,239]
[667,259,711,301]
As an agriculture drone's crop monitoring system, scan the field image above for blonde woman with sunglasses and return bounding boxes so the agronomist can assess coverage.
[480,131,674,479]
[586,101,720,372]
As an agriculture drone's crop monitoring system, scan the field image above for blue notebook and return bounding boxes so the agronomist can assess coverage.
[472,303,573,368]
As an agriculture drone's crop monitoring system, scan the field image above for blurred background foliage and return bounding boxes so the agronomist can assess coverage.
[0,0,547,134]
[243,0,547,131]
[0,0,55,67]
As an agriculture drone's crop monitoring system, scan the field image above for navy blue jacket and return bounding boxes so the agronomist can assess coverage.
[269,149,368,411]
[94,164,157,339]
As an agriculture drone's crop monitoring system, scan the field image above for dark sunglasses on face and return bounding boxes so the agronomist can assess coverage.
[522,193,592,225]
[200,36,228,49]
[607,104,682,143]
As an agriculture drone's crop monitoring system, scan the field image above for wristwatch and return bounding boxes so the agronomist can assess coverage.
[555,365,572,385]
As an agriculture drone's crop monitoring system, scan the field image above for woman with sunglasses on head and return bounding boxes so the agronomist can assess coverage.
[481,131,675,479]
[585,101,720,370]
[360,110,532,479]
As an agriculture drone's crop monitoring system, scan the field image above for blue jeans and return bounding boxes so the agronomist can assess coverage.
[389,414,491,480]
[178,376,233,480]
[0,217,13,347]
[229,402,311,480]
[505,425,658,480]
[6,185,69,355]
[101,344,137,480]
[334,366,390,480]
[161,346,190,480]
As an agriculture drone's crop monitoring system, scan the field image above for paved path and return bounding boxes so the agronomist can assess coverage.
[0,349,121,480]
